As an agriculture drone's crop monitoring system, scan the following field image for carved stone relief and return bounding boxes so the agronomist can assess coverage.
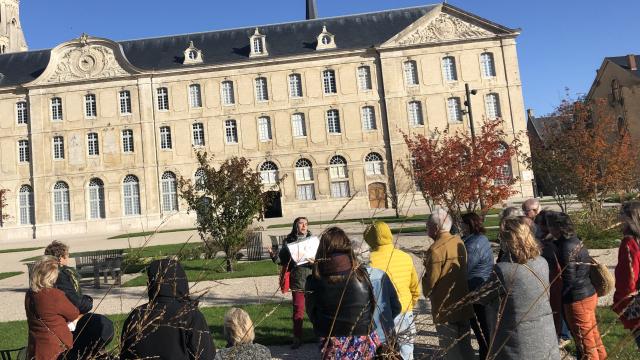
[397,13,493,46]
[46,44,129,84]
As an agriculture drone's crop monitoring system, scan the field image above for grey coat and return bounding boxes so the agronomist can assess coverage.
[486,256,560,360]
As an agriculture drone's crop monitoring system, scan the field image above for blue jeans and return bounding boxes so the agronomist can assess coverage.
[394,311,416,360]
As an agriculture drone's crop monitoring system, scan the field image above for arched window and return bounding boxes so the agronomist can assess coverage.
[194,168,206,190]
[88,178,105,219]
[480,52,496,78]
[442,56,458,81]
[495,143,512,185]
[260,161,278,185]
[365,152,384,175]
[19,185,34,225]
[295,159,315,200]
[322,69,337,94]
[53,181,70,222]
[329,156,349,198]
[161,172,178,212]
[123,175,141,216]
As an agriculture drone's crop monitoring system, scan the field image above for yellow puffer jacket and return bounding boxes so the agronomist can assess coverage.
[364,222,421,313]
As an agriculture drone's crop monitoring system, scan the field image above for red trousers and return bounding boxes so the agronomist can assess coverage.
[564,294,607,360]
[292,290,305,338]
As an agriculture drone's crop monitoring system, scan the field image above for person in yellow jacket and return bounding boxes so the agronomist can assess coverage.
[364,221,421,360]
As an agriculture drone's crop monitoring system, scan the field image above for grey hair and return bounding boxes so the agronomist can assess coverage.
[428,208,452,233]
[621,201,640,238]
[500,206,524,220]
[521,198,540,212]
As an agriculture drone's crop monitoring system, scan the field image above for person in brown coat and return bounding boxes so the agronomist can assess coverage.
[422,208,474,360]
[25,255,81,360]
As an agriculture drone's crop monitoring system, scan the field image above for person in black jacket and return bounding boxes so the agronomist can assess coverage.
[44,241,114,360]
[120,258,215,360]
[305,227,378,360]
[546,212,606,360]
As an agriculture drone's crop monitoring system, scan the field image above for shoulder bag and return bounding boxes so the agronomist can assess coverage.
[589,257,615,297]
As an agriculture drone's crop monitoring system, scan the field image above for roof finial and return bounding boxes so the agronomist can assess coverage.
[306,0,318,20]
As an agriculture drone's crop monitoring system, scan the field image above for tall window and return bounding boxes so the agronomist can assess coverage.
[485,93,502,119]
[365,152,384,175]
[19,185,34,225]
[194,168,205,190]
[258,116,272,142]
[289,73,303,98]
[87,132,99,156]
[122,129,134,153]
[88,178,105,219]
[295,158,315,201]
[53,136,64,159]
[225,119,238,143]
[161,172,178,212]
[189,84,202,108]
[253,37,264,54]
[255,77,269,102]
[361,106,376,130]
[327,109,341,134]
[292,113,306,137]
[480,52,496,78]
[329,156,350,198]
[408,101,424,126]
[192,123,205,146]
[157,87,169,110]
[119,90,132,114]
[51,97,63,121]
[495,143,512,185]
[16,101,28,124]
[53,181,70,222]
[123,175,141,216]
[322,69,337,94]
[442,56,458,82]
[221,81,235,105]
[260,161,278,185]
[447,97,463,122]
[85,94,97,118]
[18,140,30,162]
[404,60,419,86]
[358,66,372,90]
[160,126,172,149]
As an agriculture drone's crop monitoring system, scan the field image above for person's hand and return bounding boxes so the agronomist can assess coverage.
[268,248,275,257]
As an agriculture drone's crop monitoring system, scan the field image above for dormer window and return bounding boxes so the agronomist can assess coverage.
[250,28,268,57]
[316,26,336,50]
[183,41,203,65]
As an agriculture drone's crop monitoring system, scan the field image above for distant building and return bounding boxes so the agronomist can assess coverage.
[0,2,531,241]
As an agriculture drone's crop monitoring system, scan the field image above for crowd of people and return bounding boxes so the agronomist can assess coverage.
[23,198,640,359]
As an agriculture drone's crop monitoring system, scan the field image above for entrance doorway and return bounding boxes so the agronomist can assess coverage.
[264,191,283,218]
[368,183,388,209]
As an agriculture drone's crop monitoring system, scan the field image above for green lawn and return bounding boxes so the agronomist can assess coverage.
[0,247,43,254]
[107,227,197,240]
[0,302,314,352]
[0,272,22,280]
[123,259,279,287]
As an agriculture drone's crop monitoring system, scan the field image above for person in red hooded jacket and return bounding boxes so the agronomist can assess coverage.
[613,201,640,349]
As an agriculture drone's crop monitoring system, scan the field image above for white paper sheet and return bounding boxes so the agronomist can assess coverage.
[286,236,320,265]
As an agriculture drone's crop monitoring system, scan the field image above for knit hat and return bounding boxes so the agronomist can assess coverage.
[363,221,393,249]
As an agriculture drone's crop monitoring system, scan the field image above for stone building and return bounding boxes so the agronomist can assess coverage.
[0,2,532,242]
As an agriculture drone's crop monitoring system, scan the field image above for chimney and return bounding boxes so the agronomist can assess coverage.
[527,108,534,121]
[306,0,318,20]
[628,54,637,71]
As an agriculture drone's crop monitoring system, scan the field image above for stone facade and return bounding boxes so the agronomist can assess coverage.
[0,0,27,53]
[0,4,532,242]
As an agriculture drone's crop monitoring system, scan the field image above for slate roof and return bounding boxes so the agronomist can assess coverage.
[606,55,640,77]
[527,115,572,143]
[0,3,517,88]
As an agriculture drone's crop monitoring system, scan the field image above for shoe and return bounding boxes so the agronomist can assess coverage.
[291,337,302,349]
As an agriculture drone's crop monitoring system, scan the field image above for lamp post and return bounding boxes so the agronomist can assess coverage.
[464,83,478,141]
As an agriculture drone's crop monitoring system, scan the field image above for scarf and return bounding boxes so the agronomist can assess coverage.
[319,253,353,276]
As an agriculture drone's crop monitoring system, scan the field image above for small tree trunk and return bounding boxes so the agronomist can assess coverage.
[226,257,234,272]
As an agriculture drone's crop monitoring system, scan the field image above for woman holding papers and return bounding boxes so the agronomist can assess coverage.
[269,217,313,349]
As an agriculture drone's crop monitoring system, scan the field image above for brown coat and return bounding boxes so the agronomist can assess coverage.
[422,231,474,324]
[25,287,79,360]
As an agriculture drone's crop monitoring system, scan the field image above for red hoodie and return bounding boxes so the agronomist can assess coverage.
[613,235,640,330]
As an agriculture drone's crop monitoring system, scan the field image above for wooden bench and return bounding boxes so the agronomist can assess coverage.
[72,249,124,289]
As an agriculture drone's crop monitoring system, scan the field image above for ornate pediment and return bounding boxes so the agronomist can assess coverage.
[29,35,140,86]
[382,6,502,48]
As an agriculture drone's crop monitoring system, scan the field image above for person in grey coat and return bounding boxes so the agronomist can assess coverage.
[215,307,271,360]
[480,217,560,360]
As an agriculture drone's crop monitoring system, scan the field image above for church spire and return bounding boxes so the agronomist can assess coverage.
[0,0,28,53]
[306,0,318,20]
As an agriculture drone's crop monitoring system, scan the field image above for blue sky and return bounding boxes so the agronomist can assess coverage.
[19,0,637,116]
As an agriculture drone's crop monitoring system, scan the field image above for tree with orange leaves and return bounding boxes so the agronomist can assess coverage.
[404,119,523,221]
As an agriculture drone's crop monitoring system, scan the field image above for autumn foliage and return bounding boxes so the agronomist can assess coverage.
[530,98,638,211]
[404,119,522,219]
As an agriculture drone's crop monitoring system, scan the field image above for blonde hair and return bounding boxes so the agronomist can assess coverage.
[499,217,541,264]
[30,256,60,293]
[223,307,255,346]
